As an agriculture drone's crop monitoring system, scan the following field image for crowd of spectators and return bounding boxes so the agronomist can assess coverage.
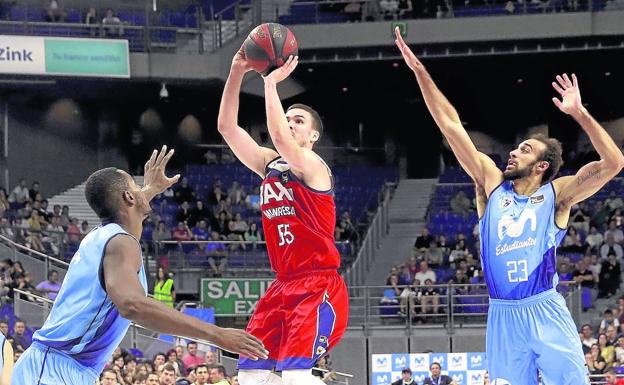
[0,178,88,260]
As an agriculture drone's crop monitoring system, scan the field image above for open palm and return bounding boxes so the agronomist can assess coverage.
[552,73,582,115]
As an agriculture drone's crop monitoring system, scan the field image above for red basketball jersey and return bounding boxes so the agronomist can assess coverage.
[260,156,340,276]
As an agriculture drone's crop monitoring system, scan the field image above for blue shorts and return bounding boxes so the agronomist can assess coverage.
[486,289,589,385]
[12,341,98,385]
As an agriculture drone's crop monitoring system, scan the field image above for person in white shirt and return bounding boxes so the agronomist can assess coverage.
[8,179,29,204]
[604,221,624,245]
[414,260,436,284]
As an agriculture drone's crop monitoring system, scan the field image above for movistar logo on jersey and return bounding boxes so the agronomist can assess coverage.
[497,209,537,240]
[495,208,538,256]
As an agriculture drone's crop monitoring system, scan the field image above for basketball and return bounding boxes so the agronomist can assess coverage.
[243,23,298,76]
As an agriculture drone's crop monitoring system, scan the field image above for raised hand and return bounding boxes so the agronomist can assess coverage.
[552,73,583,116]
[263,55,298,84]
[231,44,253,73]
[143,145,180,200]
[212,328,269,360]
[394,26,424,72]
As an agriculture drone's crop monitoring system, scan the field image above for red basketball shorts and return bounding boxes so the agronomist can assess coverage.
[237,270,349,371]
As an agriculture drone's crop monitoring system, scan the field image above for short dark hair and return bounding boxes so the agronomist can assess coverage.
[187,341,197,348]
[530,134,563,183]
[48,270,58,279]
[84,167,129,222]
[101,369,116,378]
[162,363,176,373]
[430,362,441,370]
[195,364,208,372]
[209,364,226,376]
[287,104,323,140]
[402,368,412,374]
[605,309,613,315]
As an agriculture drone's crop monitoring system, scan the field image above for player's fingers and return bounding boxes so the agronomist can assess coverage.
[155,145,168,167]
[555,75,567,89]
[162,149,175,166]
[563,73,573,87]
[552,97,563,110]
[167,174,181,185]
[572,73,578,88]
[145,149,157,171]
[552,82,565,96]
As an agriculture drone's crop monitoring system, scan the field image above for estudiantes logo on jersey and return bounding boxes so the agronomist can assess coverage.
[496,208,537,256]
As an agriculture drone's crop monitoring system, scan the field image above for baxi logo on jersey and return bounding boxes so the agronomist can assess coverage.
[261,181,297,219]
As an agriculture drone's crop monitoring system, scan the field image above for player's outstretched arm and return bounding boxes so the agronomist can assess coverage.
[262,56,328,184]
[142,145,180,202]
[217,46,278,178]
[1,340,13,385]
[552,74,624,211]
[103,235,269,360]
[394,27,502,194]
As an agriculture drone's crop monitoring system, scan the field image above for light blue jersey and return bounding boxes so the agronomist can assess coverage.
[479,180,566,300]
[480,180,588,385]
[0,332,5,373]
[30,223,147,374]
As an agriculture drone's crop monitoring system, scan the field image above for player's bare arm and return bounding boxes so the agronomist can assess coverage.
[551,74,624,226]
[217,46,278,178]
[1,340,13,385]
[394,27,502,198]
[262,55,331,191]
[103,235,268,360]
[141,145,180,202]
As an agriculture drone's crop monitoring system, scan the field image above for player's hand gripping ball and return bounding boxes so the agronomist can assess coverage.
[243,23,298,76]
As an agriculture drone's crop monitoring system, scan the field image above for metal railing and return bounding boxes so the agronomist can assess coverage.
[347,281,582,329]
[344,184,393,288]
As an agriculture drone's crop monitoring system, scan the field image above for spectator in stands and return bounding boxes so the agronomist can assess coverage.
[228,181,245,205]
[147,372,159,384]
[605,221,624,245]
[415,260,436,283]
[599,333,616,367]
[80,220,90,235]
[213,212,230,237]
[425,240,443,268]
[420,278,440,315]
[44,0,66,22]
[189,200,211,227]
[111,354,127,384]
[153,221,172,243]
[593,201,612,229]
[208,364,229,385]
[586,226,604,254]
[215,198,233,220]
[573,260,595,311]
[66,217,81,245]
[207,231,228,277]
[60,205,71,228]
[36,270,61,301]
[450,190,472,218]
[611,208,624,228]
[102,8,124,37]
[160,363,176,384]
[9,178,29,205]
[391,368,415,385]
[569,203,590,233]
[175,177,196,204]
[166,348,183,376]
[192,219,210,251]
[244,222,262,249]
[605,369,624,385]
[182,342,204,373]
[85,7,97,24]
[173,222,193,242]
[245,187,260,211]
[582,324,598,350]
[437,235,450,256]
[11,261,30,284]
[204,350,217,365]
[398,0,413,18]
[557,262,574,294]
[600,309,621,333]
[192,364,209,385]
[0,217,14,241]
[101,369,118,385]
[176,202,192,224]
[423,362,455,385]
[230,374,239,385]
[0,188,8,217]
[606,191,624,212]
[599,255,621,298]
[615,336,624,365]
[414,228,434,250]
[154,266,175,308]
[11,320,31,353]
[601,235,624,259]
[45,215,65,256]
[607,325,618,346]
[28,181,41,202]
[590,344,607,374]
[560,226,584,253]
[208,182,224,207]
[153,352,166,371]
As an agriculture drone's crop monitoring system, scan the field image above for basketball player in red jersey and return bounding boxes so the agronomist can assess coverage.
[217,49,348,385]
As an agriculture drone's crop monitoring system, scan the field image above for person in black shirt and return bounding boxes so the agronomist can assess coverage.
[573,259,595,311]
[174,177,196,203]
[415,228,435,250]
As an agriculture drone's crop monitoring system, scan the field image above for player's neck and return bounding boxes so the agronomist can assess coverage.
[116,211,143,239]
[511,177,542,196]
